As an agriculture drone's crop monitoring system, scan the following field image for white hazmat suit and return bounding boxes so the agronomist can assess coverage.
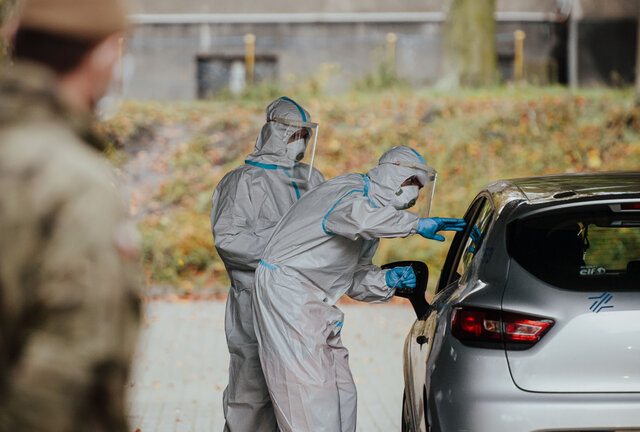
[211,97,325,431]
[252,146,436,432]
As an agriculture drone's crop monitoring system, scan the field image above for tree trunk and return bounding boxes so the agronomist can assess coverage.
[0,0,14,66]
[1,0,6,66]
[635,1,640,104]
[441,0,497,88]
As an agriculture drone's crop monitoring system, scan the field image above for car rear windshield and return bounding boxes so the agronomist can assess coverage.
[508,203,640,290]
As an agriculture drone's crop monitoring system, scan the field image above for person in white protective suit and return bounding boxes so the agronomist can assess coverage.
[211,96,325,432]
[252,145,466,432]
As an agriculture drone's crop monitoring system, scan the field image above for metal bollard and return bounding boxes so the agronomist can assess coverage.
[514,30,526,82]
[244,33,256,85]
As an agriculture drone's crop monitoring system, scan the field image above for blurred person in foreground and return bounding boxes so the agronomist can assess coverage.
[211,96,325,431]
[0,0,141,430]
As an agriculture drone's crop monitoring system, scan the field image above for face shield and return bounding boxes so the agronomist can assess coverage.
[272,116,320,183]
[382,161,437,217]
[418,170,437,217]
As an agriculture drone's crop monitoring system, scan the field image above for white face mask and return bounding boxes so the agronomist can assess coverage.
[285,138,307,162]
[390,185,420,210]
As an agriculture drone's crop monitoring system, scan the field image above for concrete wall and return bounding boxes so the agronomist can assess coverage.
[130,0,444,14]
[126,21,443,100]
[130,0,564,14]
[127,24,198,99]
[125,17,572,100]
[121,0,638,100]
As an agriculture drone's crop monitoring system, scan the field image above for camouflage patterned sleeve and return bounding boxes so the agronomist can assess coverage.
[1,166,141,432]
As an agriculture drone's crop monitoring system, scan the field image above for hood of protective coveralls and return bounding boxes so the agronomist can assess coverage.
[246,97,312,168]
[366,145,432,208]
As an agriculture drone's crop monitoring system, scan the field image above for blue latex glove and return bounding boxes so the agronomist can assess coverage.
[385,266,417,290]
[417,217,467,241]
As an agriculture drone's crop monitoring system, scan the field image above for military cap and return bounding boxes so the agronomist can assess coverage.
[20,0,127,41]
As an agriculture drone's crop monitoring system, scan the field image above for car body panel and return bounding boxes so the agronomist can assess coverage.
[409,307,640,432]
[503,253,640,393]
[431,336,640,432]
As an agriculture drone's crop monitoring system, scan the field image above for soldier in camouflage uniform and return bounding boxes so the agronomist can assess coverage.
[0,0,141,430]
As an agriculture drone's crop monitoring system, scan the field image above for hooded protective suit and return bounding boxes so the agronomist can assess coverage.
[252,146,436,432]
[211,97,325,432]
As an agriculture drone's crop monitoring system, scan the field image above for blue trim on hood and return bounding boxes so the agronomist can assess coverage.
[409,148,425,164]
[280,96,307,122]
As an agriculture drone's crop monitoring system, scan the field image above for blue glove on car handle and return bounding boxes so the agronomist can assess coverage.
[385,266,417,290]
[417,217,467,242]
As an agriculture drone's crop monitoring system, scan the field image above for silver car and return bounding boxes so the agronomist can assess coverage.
[390,172,640,432]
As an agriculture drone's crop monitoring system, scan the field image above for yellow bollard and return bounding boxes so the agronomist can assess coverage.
[244,33,256,85]
[386,32,398,73]
[514,30,526,82]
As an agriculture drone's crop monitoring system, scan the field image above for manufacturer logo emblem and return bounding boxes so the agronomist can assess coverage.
[580,266,606,276]
[588,292,614,313]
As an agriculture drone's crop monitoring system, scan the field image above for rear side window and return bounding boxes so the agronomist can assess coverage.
[508,204,640,290]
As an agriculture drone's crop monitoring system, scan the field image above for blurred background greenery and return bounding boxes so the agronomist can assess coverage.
[98,84,640,295]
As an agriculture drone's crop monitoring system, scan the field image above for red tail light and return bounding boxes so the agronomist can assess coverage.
[452,307,554,349]
[621,202,640,211]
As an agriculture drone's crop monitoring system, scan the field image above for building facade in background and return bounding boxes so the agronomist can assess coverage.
[124,0,638,100]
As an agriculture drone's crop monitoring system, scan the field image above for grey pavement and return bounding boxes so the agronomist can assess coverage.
[127,299,415,431]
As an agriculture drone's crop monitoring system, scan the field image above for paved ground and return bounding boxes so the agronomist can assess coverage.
[127,299,415,431]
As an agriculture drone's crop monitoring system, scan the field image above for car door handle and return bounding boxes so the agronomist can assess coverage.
[416,335,428,345]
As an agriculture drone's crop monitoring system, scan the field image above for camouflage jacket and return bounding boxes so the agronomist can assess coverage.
[0,62,141,432]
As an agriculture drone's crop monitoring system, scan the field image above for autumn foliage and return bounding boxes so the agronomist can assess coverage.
[98,87,640,294]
